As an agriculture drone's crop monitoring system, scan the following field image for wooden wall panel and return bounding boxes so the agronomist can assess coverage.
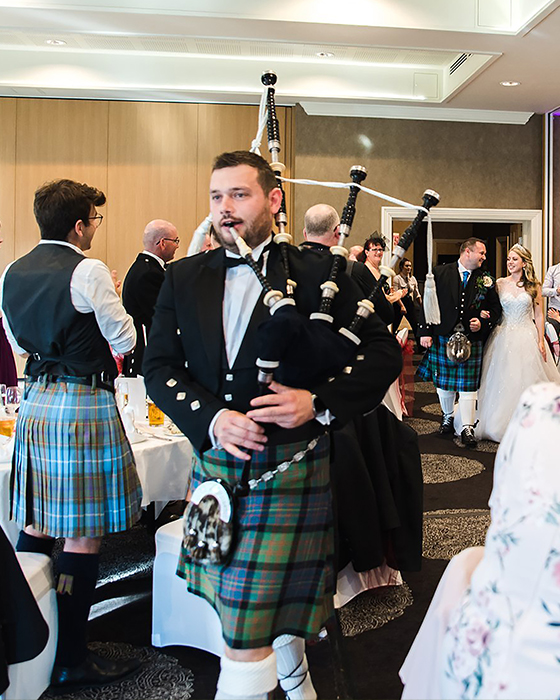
[0,99,16,275]
[195,104,293,234]
[14,99,109,261]
[107,101,198,278]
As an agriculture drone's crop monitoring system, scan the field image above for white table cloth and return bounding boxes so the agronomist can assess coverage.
[0,429,193,546]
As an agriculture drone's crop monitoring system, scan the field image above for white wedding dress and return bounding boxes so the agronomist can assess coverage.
[477,287,560,442]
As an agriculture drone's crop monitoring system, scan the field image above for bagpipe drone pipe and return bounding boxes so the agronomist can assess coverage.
[226,70,440,391]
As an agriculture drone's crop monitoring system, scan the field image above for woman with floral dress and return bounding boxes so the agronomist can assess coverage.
[401,381,560,699]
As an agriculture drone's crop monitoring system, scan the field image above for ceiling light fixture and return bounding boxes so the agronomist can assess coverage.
[45,39,67,46]
[316,51,334,58]
[500,80,520,87]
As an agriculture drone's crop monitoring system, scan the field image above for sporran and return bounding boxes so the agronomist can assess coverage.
[446,324,472,364]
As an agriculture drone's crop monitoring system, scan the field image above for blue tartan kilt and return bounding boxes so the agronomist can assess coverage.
[417,336,483,392]
[177,434,334,649]
[11,381,142,538]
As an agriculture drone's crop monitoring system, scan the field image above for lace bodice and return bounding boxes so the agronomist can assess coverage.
[498,288,534,328]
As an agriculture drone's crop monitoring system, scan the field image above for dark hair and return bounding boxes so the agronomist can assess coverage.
[212,151,278,195]
[363,234,386,252]
[398,258,412,272]
[33,179,106,241]
[460,237,486,254]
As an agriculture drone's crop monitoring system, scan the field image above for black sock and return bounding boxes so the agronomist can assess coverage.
[16,531,55,557]
[55,552,100,668]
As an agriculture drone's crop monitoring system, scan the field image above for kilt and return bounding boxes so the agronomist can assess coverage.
[417,335,483,392]
[177,435,334,649]
[11,381,142,538]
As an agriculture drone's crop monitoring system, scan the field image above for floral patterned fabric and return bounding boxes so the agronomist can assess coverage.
[401,382,560,699]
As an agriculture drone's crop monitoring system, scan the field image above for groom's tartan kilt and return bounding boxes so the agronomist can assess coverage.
[177,435,334,649]
[417,335,483,392]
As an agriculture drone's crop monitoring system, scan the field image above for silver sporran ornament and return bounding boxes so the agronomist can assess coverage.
[183,479,235,566]
[446,324,472,364]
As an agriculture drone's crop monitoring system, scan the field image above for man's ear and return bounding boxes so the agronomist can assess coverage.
[303,228,308,241]
[269,186,283,215]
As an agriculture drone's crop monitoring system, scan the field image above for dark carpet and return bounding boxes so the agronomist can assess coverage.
[40,361,497,700]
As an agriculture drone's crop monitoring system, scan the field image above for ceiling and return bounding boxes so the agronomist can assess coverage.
[1,0,560,123]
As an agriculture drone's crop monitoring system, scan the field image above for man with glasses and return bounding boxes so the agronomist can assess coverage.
[0,179,142,689]
[122,219,179,376]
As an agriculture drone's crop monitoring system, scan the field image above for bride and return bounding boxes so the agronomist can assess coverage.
[477,244,560,442]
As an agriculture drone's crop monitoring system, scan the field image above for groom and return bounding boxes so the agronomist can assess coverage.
[417,238,501,447]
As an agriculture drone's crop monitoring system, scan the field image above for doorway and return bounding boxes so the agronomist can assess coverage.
[381,207,542,280]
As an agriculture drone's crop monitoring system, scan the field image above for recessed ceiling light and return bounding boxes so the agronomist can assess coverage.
[500,80,520,87]
[316,51,334,58]
[45,39,66,46]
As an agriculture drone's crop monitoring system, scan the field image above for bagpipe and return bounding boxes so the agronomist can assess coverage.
[221,70,440,392]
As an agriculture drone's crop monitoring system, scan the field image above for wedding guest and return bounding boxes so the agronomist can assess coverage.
[362,234,407,330]
[1,179,142,690]
[0,226,17,387]
[400,382,560,700]
[542,258,560,311]
[477,244,559,442]
[122,219,179,376]
[393,258,422,336]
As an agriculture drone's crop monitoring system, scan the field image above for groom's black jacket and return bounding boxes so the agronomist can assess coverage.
[418,262,501,342]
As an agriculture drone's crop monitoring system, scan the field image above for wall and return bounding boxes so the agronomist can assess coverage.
[293,106,543,248]
[0,98,292,279]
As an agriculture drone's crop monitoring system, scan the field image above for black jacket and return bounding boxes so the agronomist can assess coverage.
[299,241,394,326]
[122,253,166,376]
[418,262,502,342]
[143,242,402,453]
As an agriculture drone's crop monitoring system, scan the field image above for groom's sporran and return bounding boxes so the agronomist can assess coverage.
[446,323,472,364]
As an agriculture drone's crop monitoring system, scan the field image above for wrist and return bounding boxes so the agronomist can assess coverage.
[311,393,327,419]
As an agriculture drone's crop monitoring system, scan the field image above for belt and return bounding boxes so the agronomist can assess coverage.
[26,373,116,394]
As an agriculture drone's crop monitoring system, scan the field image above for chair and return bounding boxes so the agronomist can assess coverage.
[2,553,57,700]
[152,519,223,656]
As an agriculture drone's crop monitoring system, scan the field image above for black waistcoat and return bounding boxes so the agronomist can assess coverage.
[3,244,117,378]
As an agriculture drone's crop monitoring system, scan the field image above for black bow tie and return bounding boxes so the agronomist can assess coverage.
[224,243,271,270]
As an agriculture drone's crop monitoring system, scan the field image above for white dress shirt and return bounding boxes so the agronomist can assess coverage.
[142,250,166,269]
[542,263,560,310]
[0,240,136,357]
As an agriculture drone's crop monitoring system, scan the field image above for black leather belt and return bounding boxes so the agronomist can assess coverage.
[27,373,115,394]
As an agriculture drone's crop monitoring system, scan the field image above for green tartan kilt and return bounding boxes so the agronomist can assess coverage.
[417,335,483,392]
[176,435,334,649]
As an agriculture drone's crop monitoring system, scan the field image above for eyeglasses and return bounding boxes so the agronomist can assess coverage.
[161,237,180,245]
[89,214,103,227]
[367,247,384,253]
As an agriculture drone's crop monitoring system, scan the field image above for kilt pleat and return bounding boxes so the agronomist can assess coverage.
[12,382,142,538]
[417,336,483,392]
[177,435,334,649]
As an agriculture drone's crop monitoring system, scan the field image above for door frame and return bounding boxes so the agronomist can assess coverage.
[381,207,543,278]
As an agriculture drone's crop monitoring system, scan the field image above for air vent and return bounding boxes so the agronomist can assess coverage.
[449,53,472,75]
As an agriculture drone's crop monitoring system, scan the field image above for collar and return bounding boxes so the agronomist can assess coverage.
[38,239,84,256]
[142,250,166,268]
[457,260,470,276]
[301,240,329,252]
[224,234,273,262]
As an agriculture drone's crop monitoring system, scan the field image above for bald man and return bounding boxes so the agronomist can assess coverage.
[122,219,179,376]
[300,204,394,325]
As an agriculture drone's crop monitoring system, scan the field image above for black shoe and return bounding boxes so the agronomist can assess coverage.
[461,426,478,448]
[51,651,141,689]
[438,414,454,436]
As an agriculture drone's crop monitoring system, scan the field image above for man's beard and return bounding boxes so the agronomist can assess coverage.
[214,209,273,253]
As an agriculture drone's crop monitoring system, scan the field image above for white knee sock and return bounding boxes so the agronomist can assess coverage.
[458,392,477,429]
[436,389,456,417]
[273,635,317,700]
[215,652,278,700]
